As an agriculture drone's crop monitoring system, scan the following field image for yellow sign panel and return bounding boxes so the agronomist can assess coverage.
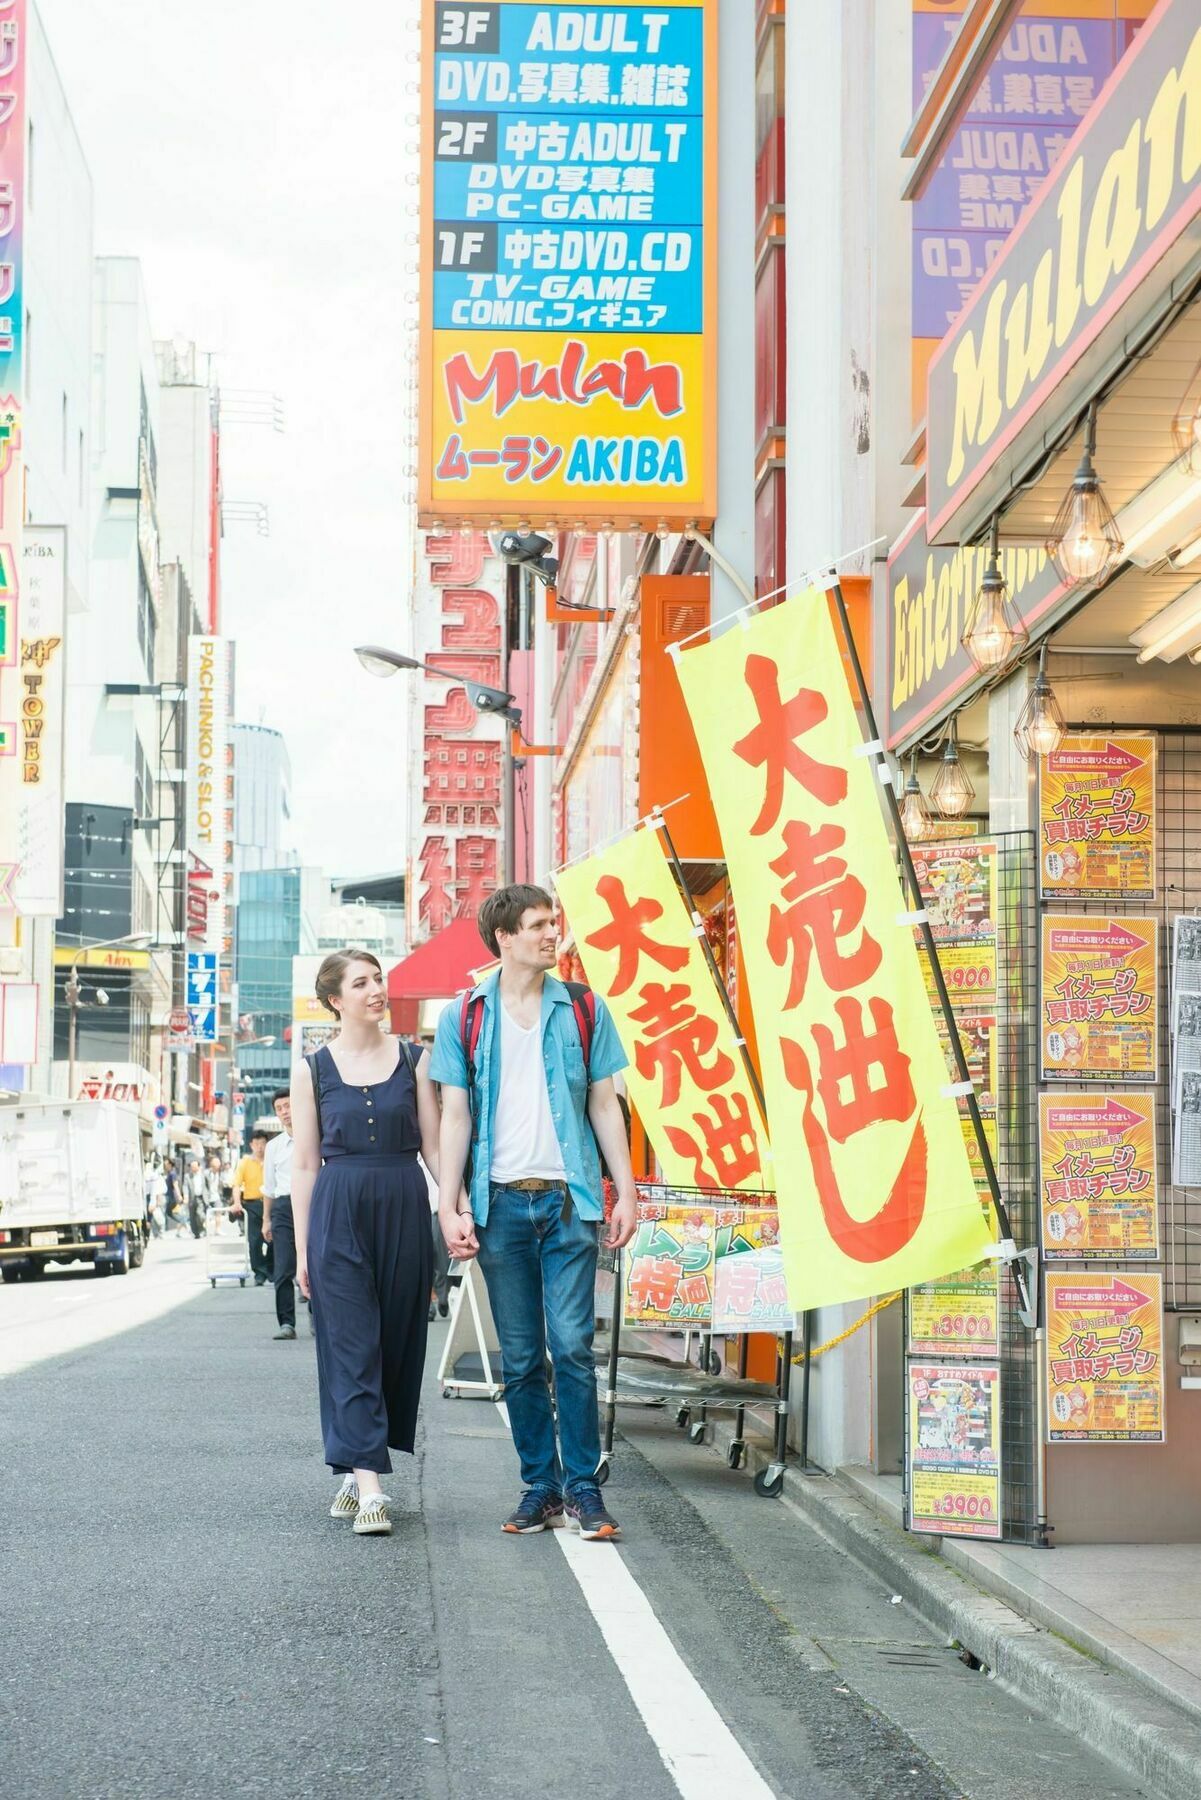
[555,826,770,1192]
[623,1198,722,1328]
[676,590,993,1311]
[1039,734,1156,900]
[913,838,997,1008]
[53,947,151,971]
[1040,914,1158,1081]
[1045,1271,1165,1442]
[909,1249,1000,1358]
[419,1,717,528]
[908,1362,1001,1540]
[1038,1091,1159,1260]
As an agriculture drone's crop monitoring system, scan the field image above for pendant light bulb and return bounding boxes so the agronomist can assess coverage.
[899,756,933,842]
[1013,646,1066,761]
[1046,404,1123,587]
[961,520,1028,673]
[930,722,975,819]
[1171,356,1201,474]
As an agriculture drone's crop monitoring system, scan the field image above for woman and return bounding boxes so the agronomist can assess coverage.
[291,949,441,1537]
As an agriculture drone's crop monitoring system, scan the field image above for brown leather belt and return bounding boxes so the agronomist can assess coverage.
[501,1177,564,1192]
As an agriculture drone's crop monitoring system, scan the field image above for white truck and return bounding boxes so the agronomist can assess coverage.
[0,1099,149,1282]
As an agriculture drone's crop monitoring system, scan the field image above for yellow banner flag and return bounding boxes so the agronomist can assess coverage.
[554,826,771,1193]
[675,589,993,1309]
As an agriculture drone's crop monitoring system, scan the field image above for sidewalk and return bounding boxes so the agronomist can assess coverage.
[732,1438,1201,1800]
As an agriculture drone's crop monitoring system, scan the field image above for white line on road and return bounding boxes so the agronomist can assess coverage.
[495,1401,775,1800]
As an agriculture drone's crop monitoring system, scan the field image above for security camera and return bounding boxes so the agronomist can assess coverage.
[95,988,110,1006]
[498,531,559,589]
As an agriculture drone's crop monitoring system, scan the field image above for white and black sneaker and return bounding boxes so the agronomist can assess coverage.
[353,1493,393,1536]
[329,1476,359,1519]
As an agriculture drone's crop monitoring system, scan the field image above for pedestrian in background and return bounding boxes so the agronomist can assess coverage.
[231,1132,272,1285]
[291,949,442,1537]
[163,1158,187,1236]
[144,1154,165,1238]
[184,1156,207,1238]
[262,1090,298,1341]
[433,884,637,1542]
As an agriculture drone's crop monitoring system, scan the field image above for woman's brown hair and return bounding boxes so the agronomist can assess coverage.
[315,949,384,1017]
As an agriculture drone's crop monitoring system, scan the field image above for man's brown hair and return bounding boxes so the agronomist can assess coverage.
[477,884,555,957]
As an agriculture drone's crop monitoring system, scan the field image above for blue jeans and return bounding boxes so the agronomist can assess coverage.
[477,1183,601,1495]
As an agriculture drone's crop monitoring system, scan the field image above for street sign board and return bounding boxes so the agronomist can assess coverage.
[186,950,218,1043]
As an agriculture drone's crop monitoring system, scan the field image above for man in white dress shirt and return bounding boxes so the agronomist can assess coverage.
[262,1089,298,1341]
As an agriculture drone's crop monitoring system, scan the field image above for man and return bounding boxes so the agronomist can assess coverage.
[184,1156,207,1239]
[432,884,637,1542]
[261,1091,299,1340]
[162,1158,187,1236]
[231,1130,272,1286]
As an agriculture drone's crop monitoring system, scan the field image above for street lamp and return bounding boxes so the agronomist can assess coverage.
[354,644,522,724]
[65,931,154,1092]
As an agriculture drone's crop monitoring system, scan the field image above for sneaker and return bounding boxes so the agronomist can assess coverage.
[329,1477,359,1520]
[501,1489,565,1534]
[353,1494,393,1536]
[274,1324,297,1340]
[565,1485,621,1541]
[437,1300,449,1318]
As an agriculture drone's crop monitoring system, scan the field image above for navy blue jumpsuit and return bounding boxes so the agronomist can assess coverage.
[307,1042,433,1475]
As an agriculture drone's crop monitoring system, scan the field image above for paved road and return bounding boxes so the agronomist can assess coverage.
[0,1242,1150,1800]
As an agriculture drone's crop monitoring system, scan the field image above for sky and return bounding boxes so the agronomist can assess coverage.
[39,0,421,878]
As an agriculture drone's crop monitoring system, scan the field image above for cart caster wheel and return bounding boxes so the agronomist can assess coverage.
[594,1461,611,1486]
[441,1386,452,1400]
[726,1443,745,1471]
[675,1405,690,1429]
[754,1469,784,1498]
[688,1421,706,1446]
[240,1278,246,1287]
[210,1279,216,1289]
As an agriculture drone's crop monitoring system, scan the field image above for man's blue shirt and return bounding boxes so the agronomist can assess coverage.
[429,969,627,1227]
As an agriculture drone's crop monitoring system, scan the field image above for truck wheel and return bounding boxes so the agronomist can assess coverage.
[111,1238,131,1276]
[24,1260,46,1281]
[94,1261,111,1277]
[1,1265,21,1284]
[129,1232,145,1271]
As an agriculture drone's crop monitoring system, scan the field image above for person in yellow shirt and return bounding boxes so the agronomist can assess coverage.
[231,1130,273,1287]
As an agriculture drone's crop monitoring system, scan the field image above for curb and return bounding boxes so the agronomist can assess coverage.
[708,1423,1201,1800]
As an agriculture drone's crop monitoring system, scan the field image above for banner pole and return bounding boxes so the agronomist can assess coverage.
[823,575,1031,1320]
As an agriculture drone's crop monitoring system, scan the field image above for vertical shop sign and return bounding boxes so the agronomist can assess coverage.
[907,1361,1002,1539]
[406,532,504,944]
[1039,734,1156,900]
[1040,915,1157,1081]
[1038,1092,1159,1259]
[185,636,230,959]
[186,950,217,1046]
[913,838,997,1007]
[555,825,771,1193]
[676,588,993,1312]
[420,0,717,528]
[1045,1270,1165,1442]
[0,528,66,915]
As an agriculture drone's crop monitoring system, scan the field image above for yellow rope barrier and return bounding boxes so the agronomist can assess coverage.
[790,1291,901,1363]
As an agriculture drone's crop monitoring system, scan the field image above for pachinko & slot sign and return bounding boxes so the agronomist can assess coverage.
[419,2,716,528]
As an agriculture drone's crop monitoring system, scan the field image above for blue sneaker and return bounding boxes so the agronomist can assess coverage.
[565,1484,621,1541]
[502,1489,564,1534]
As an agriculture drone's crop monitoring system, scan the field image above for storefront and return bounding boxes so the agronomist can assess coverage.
[888,0,1201,1545]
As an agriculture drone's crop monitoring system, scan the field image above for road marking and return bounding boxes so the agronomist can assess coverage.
[495,1401,775,1799]
[0,1243,210,1378]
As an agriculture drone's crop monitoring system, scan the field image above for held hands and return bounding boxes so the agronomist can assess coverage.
[605,1185,638,1251]
[441,1206,480,1263]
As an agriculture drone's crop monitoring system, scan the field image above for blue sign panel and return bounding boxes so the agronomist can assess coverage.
[186,950,218,1044]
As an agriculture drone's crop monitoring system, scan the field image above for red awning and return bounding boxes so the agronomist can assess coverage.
[387,915,489,1002]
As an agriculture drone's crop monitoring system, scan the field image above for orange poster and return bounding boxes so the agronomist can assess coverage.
[1040,915,1157,1082]
[1038,1092,1159,1260]
[912,839,997,1008]
[1039,735,1156,901]
[1045,1272,1165,1443]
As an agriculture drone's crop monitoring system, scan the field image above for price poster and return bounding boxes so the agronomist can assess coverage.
[1039,735,1156,901]
[907,1362,1001,1540]
[938,1011,996,1192]
[1040,916,1158,1082]
[1038,1093,1159,1260]
[913,839,997,1007]
[624,1196,730,1328]
[908,1258,1000,1357]
[1045,1271,1165,1443]
[711,1210,796,1333]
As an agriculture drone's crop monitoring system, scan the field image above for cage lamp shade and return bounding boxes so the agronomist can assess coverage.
[930,726,975,819]
[1172,357,1201,474]
[1046,406,1123,587]
[1013,651,1067,760]
[899,759,933,842]
[961,546,1028,673]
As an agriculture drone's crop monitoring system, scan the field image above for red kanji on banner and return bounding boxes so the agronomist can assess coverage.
[585,874,689,997]
[663,1092,763,1190]
[733,654,848,835]
[629,1254,683,1313]
[767,819,881,1007]
[630,982,736,1108]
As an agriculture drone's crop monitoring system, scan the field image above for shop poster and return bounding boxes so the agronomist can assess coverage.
[623,1196,726,1329]
[1038,1093,1159,1260]
[1040,916,1158,1082]
[1039,735,1156,901]
[711,1209,797,1333]
[907,1362,1002,1540]
[1045,1271,1165,1444]
[913,838,997,1008]
[908,1257,1000,1358]
[937,1011,996,1194]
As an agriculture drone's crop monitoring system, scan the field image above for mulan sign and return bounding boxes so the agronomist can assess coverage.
[926,1,1201,545]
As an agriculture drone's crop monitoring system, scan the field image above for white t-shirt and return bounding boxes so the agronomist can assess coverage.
[263,1130,293,1200]
[488,1000,567,1184]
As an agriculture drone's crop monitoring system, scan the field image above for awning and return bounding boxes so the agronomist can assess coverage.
[387,915,489,1003]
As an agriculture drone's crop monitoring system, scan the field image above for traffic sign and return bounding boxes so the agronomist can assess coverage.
[154,1104,168,1121]
[168,1007,191,1033]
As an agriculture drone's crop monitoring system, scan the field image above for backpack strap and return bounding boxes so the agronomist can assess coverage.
[397,1036,417,1081]
[563,980,596,1074]
[457,988,485,1088]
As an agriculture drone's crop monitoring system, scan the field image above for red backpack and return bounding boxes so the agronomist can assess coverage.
[458,980,596,1081]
